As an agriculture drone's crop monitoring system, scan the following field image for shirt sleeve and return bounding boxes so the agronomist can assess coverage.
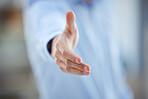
[24,0,70,62]
[47,37,54,55]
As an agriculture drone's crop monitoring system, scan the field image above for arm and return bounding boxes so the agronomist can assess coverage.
[25,0,90,75]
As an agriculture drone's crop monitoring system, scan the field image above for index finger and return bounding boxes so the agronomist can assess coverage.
[62,49,81,64]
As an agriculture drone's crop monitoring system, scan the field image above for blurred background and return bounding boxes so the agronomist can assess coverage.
[0,0,38,99]
[0,0,147,99]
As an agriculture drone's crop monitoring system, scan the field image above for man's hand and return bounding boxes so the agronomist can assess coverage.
[51,11,90,75]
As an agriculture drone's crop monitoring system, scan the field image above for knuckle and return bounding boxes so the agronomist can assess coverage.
[63,59,67,64]
[77,70,83,75]
[66,60,71,66]
[55,59,59,64]
[54,51,58,58]
[79,70,83,74]
[65,67,70,72]
[59,67,64,72]
[62,49,70,57]
[79,65,83,70]
[62,49,66,56]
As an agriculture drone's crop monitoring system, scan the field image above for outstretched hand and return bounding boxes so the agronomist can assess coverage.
[51,11,90,75]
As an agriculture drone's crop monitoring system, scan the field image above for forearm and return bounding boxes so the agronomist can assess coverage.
[24,0,69,61]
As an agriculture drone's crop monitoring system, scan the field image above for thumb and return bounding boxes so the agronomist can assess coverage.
[66,11,75,31]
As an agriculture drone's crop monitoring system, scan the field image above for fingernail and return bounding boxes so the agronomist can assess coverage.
[75,59,80,64]
[84,66,89,72]
[83,71,88,75]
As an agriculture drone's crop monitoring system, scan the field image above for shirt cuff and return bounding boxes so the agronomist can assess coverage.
[43,30,63,62]
[47,37,54,55]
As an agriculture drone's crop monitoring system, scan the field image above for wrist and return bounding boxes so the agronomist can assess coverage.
[51,35,60,58]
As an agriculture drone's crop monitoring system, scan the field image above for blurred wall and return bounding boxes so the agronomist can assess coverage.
[0,0,38,99]
[115,0,148,99]
[141,0,148,98]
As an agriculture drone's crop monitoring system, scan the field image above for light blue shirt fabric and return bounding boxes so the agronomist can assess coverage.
[23,0,133,99]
